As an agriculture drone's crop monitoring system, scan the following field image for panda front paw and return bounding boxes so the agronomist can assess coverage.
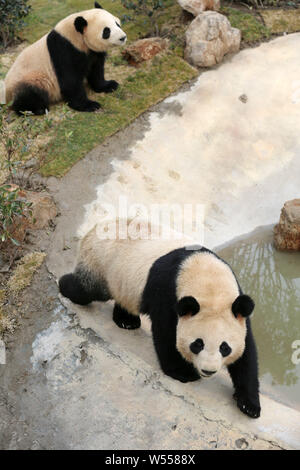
[101,80,119,93]
[82,100,101,112]
[69,100,101,112]
[234,392,261,419]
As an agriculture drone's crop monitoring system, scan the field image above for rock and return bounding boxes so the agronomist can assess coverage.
[178,0,220,17]
[5,185,57,233]
[185,12,241,68]
[274,199,300,251]
[123,38,168,66]
[25,191,57,230]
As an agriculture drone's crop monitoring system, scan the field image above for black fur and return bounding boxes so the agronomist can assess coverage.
[74,16,88,34]
[176,296,200,316]
[12,84,49,115]
[141,246,260,417]
[95,2,103,8]
[113,304,141,330]
[47,30,118,112]
[232,294,255,318]
[87,51,119,93]
[190,338,204,354]
[59,264,111,305]
[228,318,260,418]
[102,27,111,39]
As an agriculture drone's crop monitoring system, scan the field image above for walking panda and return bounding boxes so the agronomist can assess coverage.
[59,219,260,418]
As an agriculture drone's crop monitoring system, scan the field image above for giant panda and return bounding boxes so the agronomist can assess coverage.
[5,3,126,115]
[59,219,261,419]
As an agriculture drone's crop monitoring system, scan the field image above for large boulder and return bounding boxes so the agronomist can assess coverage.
[178,0,220,17]
[185,11,241,67]
[274,199,300,251]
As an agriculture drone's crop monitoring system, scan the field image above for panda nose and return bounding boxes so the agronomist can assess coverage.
[120,36,127,42]
[201,369,216,376]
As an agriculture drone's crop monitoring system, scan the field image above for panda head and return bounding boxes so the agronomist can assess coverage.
[176,294,255,377]
[74,2,127,52]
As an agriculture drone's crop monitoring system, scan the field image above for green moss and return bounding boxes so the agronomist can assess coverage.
[221,7,271,43]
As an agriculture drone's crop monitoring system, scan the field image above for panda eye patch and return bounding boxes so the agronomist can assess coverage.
[220,341,232,357]
[102,27,111,39]
[190,338,204,354]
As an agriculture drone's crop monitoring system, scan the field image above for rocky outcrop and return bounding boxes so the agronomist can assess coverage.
[274,199,300,251]
[178,0,220,17]
[123,38,168,66]
[185,11,241,67]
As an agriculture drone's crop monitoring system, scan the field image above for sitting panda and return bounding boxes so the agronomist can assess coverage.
[5,3,126,115]
[59,219,261,419]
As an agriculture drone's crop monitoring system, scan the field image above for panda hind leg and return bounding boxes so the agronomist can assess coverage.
[12,84,50,116]
[59,265,111,306]
[113,304,141,330]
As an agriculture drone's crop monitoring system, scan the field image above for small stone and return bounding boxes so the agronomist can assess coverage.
[235,438,249,449]
[274,199,300,251]
[239,94,248,103]
[185,12,241,68]
[178,0,220,17]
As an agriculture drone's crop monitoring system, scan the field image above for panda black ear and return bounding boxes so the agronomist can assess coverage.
[232,294,255,318]
[94,2,103,8]
[74,16,88,34]
[177,296,200,317]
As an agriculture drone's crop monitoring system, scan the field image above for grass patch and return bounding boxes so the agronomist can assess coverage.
[221,7,271,43]
[261,9,300,34]
[0,0,197,177]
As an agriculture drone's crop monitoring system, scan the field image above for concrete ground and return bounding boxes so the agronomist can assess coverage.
[1,33,300,450]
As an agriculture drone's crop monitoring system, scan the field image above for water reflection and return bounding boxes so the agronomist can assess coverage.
[216,226,300,407]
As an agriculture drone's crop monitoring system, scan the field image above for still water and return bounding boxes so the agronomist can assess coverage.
[216,226,300,410]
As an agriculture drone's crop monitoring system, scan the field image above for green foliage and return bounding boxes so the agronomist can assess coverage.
[121,0,165,35]
[0,0,31,49]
